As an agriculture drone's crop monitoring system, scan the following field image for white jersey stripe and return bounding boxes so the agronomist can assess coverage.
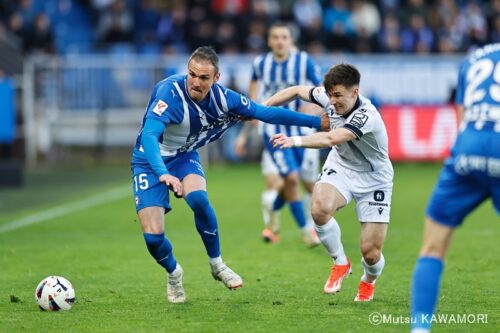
[218,87,229,113]
[158,82,191,156]
[211,91,224,116]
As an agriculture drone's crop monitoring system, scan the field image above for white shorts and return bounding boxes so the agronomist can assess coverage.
[316,163,393,223]
[261,148,319,183]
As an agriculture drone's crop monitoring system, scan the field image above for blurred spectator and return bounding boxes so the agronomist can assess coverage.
[134,0,160,47]
[25,13,55,54]
[245,19,267,53]
[399,0,428,29]
[156,2,187,52]
[7,13,29,52]
[377,12,400,52]
[456,1,487,50]
[96,0,134,44]
[487,0,500,42]
[0,0,498,56]
[322,0,355,52]
[400,14,434,53]
[293,0,323,50]
[351,0,381,53]
[214,20,240,53]
[0,22,21,50]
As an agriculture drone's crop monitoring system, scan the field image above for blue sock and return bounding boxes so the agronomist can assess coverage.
[411,256,444,330]
[185,190,220,258]
[289,200,307,229]
[273,195,286,211]
[143,233,177,273]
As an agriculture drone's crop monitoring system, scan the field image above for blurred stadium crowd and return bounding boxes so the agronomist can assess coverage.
[0,0,498,56]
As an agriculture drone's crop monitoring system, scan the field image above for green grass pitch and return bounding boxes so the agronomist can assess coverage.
[0,163,498,332]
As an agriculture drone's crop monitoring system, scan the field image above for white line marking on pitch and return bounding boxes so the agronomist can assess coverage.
[0,185,130,234]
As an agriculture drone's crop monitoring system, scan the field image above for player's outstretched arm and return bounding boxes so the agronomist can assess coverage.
[263,85,313,106]
[271,128,356,149]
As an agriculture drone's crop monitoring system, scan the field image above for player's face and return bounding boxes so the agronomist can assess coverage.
[327,85,359,115]
[268,27,292,59]
[187,59,220,102]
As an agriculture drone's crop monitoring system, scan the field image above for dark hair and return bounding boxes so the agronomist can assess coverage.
[269,21,291,32]
[323,63,361,92]
[268,21,294,41]
[188,46,219,73]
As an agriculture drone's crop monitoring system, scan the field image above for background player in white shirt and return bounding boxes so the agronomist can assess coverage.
[267,63,394,302]
[235,22,322,246]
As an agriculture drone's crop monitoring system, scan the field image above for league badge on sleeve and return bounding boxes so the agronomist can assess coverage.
[153,99,168,116]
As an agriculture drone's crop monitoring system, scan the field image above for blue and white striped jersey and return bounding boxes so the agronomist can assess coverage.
[252,50,322,137]
[131,74,321,168]
[455,43,500,133]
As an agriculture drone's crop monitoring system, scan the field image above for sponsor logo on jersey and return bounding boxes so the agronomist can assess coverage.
[374,190,385,201]
[153,99,168,116]
[350,113,369,128]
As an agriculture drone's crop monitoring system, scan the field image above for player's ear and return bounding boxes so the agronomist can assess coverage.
[352,86,359,97]
[214,71,221,83]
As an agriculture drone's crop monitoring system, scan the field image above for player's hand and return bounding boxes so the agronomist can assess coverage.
[270,133,293,149]
[319,112,330,131]
[159,174,183,198]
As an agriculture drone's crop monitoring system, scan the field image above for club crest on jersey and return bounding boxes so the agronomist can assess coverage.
[153,99,168,116]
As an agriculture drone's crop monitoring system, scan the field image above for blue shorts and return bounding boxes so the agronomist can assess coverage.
[131,151,205,213]
[426,156,500,227]
[263,133,304,177]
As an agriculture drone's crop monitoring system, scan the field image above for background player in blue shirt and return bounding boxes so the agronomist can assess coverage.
[131,46,329,304]
[410,43,500,332]
[235,22,323,246]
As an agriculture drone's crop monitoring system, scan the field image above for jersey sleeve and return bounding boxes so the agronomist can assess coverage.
[145,83,185,124]
[224,88,320,128]
[343,109,375,139]
[309,86,330,108]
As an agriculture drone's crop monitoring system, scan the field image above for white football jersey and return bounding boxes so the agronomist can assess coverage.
[310,87,393,177]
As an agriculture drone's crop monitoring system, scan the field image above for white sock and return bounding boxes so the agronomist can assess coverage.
[169,263,182,277]
[302,192,314,227]
[361,253,385,283]
[314,217,348,265]
[209,256,223,266]
[261,190,278,226]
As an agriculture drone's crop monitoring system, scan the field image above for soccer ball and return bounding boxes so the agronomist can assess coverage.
[35,276,75,311]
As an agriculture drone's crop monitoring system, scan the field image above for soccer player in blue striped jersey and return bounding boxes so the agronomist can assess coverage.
[235,22,322,246]
[410,43,500,332]
[131,46,329,303]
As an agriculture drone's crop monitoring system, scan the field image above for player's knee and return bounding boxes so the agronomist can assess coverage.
[419,242,446,258]
[143,233,172,256]
[311,200,332,224]
[185,190,212,215]
[360,244,381,265]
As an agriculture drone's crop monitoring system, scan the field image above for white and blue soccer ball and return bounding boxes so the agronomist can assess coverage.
[35,276,75,311]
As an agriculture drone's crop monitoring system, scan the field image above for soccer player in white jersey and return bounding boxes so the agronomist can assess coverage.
[235,22,322,246]
[131,46,329,304]
[267,63,394,302]
[410,44,500,333]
